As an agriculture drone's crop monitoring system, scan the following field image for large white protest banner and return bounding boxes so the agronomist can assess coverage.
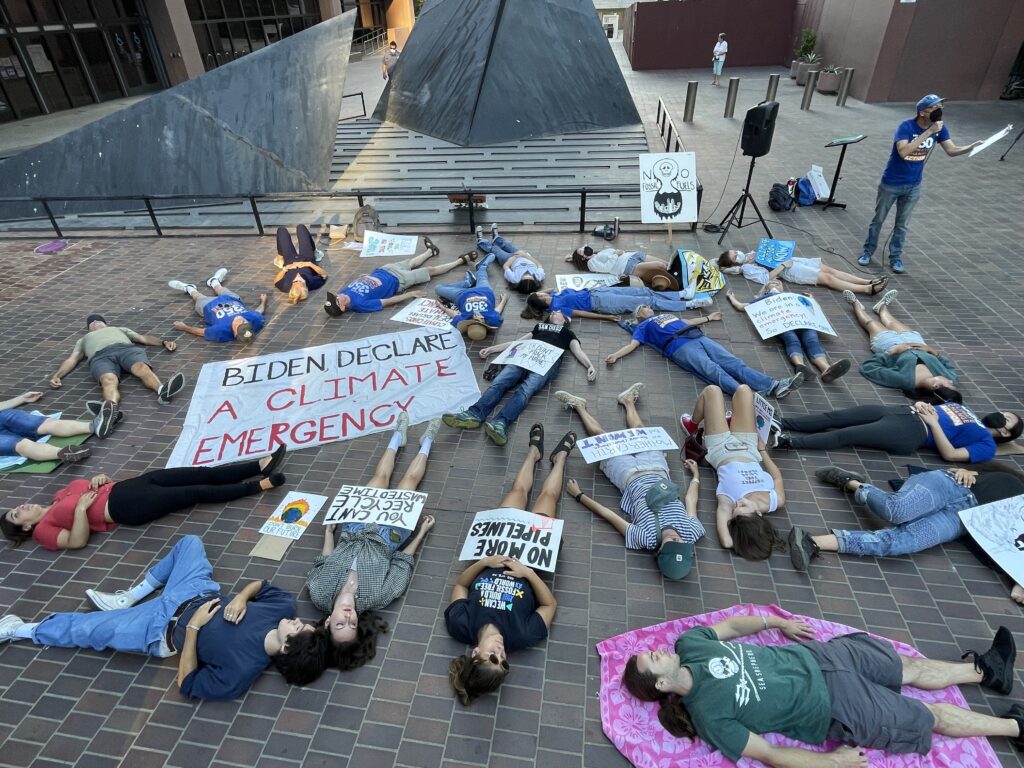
[639,152,698,224]
[578,426,678,464]
[390,298,453,330]
[323,485,426,531]
[458,508,564,573]
[492,339,564,376]
[743,292,837,339]
[555,273,619,290]
[360,230,420,258]
[259,491,329,540]
[167,328,480,467]
[959,494,1024,586]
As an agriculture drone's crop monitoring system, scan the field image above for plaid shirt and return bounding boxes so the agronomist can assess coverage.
[306,524,415,614]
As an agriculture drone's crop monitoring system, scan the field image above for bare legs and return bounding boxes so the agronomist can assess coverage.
[97,372,121,404]
[129,362,162,394]
[402,246,471,278]
[690,384,730,436]
[499,445,568,518]
[817,266,884,294]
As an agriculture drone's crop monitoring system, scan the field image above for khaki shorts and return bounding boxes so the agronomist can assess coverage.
[704,431,760,469]
[382,260,431,293]
[599,450,669,492]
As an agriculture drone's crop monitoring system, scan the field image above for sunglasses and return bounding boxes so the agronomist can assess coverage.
[484,653,509,670]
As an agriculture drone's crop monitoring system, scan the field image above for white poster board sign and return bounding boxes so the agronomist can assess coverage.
[259,491,329,539]
[754,393,775,445]
[555,273,620,290]
[969,124,1013,157]
[166,327,480,467]
[458,508,565,572]
[806,164,831,200]
[492,339,564,375]
[959,494,1024,586]
[578,426,678,464]
[360,230,419,258]
[390,298,453,330]
[743,292,837,339]
[323,485,427,531]
[639,152,698,224]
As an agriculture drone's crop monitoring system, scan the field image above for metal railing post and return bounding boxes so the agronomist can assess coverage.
[766,73,780,102]
[40,200,62,238]
[683,81,698,123]
[579,189,587,233]
[249,196,264,235]
[665,121,674,152]
[724,78,740,118]
[359,92,366,118]
[142,198,163,236]
[801,70,820,110]
[466,189,475,234]
[836,68,854,107]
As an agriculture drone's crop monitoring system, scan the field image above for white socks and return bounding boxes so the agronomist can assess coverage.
[419,437,433,455]
[15,623,38,639]
[388,432,404,453]
[129,580,156,602]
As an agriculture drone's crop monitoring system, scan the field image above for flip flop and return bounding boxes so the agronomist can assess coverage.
[529,423,544,455]
[549,431,577,466]
[820,358,851,383]
[422,236,439,258]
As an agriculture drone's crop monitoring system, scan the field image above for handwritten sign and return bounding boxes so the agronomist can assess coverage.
[959,494,1024,586]
[755,238,796,269]
[492,339,564,376]
[639,152,698,224]
[458,508,565,573]
[360,230,419,258]
[754,393,775,445]
[259,491,328,539]
[743,292,836,339]
[390,298,453,330]
[555,273,620,290]
[323,485,426,531]
[578,426,678,464]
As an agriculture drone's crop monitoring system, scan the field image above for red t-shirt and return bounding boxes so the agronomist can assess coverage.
[32,479,117,550]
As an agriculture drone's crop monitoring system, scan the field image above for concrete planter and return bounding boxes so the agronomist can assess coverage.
[796,61,817,85]
[817,71,842,93]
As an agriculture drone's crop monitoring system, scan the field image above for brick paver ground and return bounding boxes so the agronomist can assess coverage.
[2,40,1024,768]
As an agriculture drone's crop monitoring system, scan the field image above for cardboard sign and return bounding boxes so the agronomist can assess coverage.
[555,273,620,290]
[753,393,774,445]
[578,426,678,464]
[360,230,419,258]
[324,485,426,531]
[492,339,564,375]
[639,153,698,224]
[959,495,1024,586]
[754,238,796,269]
[458,508,565,573]
[390,298,453,330]
[258,491,329,540]
[166,328,480,467]
[743,292,837,339]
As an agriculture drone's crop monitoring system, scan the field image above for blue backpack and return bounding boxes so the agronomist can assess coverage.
[795,177,817,206]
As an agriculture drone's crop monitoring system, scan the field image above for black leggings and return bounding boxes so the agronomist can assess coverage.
[276,224,315,263]
[781,405,928,454]
[107,460,264,525]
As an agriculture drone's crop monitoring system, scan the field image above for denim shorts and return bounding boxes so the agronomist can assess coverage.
[870,330,925,354]
[599,450,669,492]
[622,253,646,276]
[0,408,47,455]
[341,522,412,552]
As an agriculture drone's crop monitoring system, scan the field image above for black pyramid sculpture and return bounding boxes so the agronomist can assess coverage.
[373,0,641,146]
[0,10,355,211]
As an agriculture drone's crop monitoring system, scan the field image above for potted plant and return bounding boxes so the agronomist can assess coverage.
[817,64,844,94]
[791,28,816,78]
[796,53,822,86]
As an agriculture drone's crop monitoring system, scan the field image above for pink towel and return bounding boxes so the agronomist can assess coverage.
[596,604,1001,767]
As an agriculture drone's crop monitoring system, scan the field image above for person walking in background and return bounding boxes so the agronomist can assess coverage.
[711,33,728,86]
[382,40,400,81]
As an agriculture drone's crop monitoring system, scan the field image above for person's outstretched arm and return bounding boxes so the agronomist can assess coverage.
[566,479,628,537]
[743,734,867,768]
[381,290,423,308]
[940,137,983,157]
[605,339,641,365]
[480,333,532,359]
[495,293,509,316]
[255,294,268,314]
[573,310,619,321]
[724,290,748,312]
[708,613,812,641]
[0,391,40,410]
[131,332,177,351]
[50,349,85,388]
[173,321,206,338]
[568,339,597,381]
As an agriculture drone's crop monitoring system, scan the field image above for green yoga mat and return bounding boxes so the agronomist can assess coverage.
[1,433,91,474]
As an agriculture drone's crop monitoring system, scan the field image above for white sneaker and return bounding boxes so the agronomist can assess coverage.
[394,411,409,449]
[0,614,25,643]
[617,382,644,405]
[168,280,196,293]
[841,289,858,305]
[314,249,325,264]
[686,296,713,309]
[207,268,228,288]
[86,589,137,611]
[872,290,898,314]
[421,417,442,443]
[555,391,587,410]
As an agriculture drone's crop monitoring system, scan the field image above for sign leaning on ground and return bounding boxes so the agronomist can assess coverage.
[166,328,480,467]
[578,426,678,464]
[390,298,453,330]
[323,485,426,531]
[743,291,837,340]
[491,339,564,376]
[959,494,1024,587]
[638,152,698,224]
[458,508,565,573]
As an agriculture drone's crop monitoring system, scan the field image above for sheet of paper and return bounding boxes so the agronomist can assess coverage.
[969,124,1013,157]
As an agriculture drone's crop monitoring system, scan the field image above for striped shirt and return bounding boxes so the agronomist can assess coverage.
[621,473,705,551]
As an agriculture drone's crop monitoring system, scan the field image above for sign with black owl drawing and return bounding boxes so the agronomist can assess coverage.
[638,153,698,224]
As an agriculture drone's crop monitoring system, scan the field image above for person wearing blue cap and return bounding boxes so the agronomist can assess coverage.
[557,382,704,580]
[859,94,981,274]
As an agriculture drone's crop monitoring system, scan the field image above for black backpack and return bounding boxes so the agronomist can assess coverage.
[768,183,795,212]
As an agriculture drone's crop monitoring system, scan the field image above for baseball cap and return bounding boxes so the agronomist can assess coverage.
[235,321,255,343]
[323,291,343,317]
[916,94,944,113]
[645,479,695,580]
[85,314,106,328]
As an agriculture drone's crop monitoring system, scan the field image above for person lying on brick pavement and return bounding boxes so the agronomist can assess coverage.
[274,224,327,304]
[434,250,509,340]
[476,224,545,294]
[0,390,114,465]
[169,267,266,343]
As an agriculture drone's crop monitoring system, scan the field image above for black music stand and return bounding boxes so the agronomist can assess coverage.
[814,134,866,211]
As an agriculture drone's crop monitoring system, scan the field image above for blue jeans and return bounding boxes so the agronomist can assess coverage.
[862,182,922,260]
[477,236,520,266]
[469,359,563,426]
[670,337,775,394]
[435,253,496,302]
[834,471,977,557]
[590,287,690,314]
[32,535,220,656]
[779,328,825,361]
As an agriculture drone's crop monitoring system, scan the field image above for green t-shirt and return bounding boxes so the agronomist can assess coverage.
[677,627,831,762]
[72,327,142,359]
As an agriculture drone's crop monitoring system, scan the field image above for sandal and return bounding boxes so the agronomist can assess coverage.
[529,423,544,455]
[869,280,886,295]
[423,236,439,258]
[549,431,577,466]
[458,251,478,265]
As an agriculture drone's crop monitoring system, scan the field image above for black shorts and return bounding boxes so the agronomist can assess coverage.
[88,343,150,380]
[804,633,934,755]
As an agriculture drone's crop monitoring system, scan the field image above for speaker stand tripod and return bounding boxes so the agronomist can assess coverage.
[1000,125,1024,161]
[716,156,772,245]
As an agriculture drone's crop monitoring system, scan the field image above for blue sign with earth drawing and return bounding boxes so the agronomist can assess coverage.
[755,238,796,269]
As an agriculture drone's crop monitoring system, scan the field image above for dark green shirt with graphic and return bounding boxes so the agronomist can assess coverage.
[676,627,831,761]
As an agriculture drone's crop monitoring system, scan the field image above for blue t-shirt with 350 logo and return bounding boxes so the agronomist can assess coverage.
[202,297,265,342]
[881,118,950,186]
[451,287,503,329]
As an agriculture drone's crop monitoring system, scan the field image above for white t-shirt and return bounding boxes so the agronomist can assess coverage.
[504,255,545,284]
[713,41,728,60]
[589,248,640,277]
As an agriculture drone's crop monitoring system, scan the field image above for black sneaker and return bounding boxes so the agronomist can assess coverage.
[157,371,186,405]
[91,400,117,439]
[775,432,794,449]
[814,465,866,492]
[963,626,1016,695]
[788,527,819,572]
[1005,703,1024,751]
